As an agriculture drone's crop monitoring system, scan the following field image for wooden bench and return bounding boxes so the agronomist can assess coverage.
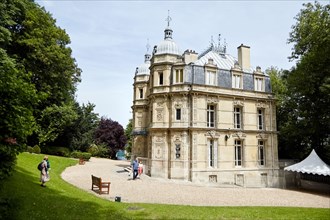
[91,175,111,194]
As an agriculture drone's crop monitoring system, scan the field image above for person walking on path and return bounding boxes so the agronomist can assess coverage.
[40,156,50,187]
[132,158,139,180]
[138,161,143,178]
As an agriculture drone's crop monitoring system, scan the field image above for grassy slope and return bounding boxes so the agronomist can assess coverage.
[0,152,329,220]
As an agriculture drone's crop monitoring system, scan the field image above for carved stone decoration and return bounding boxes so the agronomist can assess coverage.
[155,144,163,159]
[155,136,164,143]
[175,103,182,108]
[256,102,267,109]
[205,130,220,138]
[156,109,163,121]
[157,101,164,107]
[209,175,217,183]
[256,133,268,140]
[232,131,246,139]
[207,97,218,104]
[173,135,181,143]
[234,100,244,106]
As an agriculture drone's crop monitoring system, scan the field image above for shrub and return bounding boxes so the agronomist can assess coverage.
[27,146,33,153]
[42,146,70,157]
[87,144,98,156]
[87,144,108,158]
[70,151,91,161]
[70,151,82,159]
[0,144,18,184]
[81,152,91,161]
[32,145,41,154]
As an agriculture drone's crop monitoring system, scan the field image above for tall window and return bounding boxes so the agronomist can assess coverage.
[159,72,163,85]
[257,109,264,130]
[175,69,183,84]
[206,71,216,86]
[255,77,264,91]
[234,107,242,129]
[258,140,265,166]
[207,105,215,127]
[235,140,242,166]
[208,139,217,167]
[232,74,241,89]
[139,88,143,99]
[176,108,181,121]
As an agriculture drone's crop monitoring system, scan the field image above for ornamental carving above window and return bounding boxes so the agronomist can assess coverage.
[234,100,244,106]
[232,131,246,139]
[256,102,267,109]
[207,97,218,104]
[256,133,268,140]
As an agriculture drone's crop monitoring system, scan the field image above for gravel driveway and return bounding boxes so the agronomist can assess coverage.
[61,157,330,208]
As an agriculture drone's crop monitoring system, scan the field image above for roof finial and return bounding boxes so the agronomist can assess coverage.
[210,35,215,47]
[146,38,150,53]
[166,10,172,27]
[218,34,221,48]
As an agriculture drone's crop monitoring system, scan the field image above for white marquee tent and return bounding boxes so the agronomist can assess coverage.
[284,149,330,176]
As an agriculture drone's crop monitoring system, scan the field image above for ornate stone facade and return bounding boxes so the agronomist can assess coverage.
[131,18,279,187]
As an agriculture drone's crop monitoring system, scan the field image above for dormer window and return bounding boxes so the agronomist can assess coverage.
[174,69,183,84]
[206,71,216,86]
[255,77,264,91]
[232,74,242,89]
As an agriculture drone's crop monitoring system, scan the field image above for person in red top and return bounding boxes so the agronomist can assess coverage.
[138,161,143,178]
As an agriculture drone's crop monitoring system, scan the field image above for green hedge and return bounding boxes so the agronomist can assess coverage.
[32,145,41,154]
[70,151,91,161]
[42,146,70,157]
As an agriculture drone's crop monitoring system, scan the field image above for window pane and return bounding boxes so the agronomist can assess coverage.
[234,107,241,129]
[235,140,242,166]
[258,141,265,166]
[176,109,181,120]
[207,105,215,127]
[159,72,163,85]
[209,140,214,167]
[258,109,263,130]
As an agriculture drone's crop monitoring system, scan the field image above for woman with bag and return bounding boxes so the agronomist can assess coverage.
[40,156,50,187]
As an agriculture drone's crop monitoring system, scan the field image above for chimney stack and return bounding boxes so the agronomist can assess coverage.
[237,44,250,71]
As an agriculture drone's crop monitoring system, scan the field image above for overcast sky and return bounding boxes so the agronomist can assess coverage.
[36,0,313,127]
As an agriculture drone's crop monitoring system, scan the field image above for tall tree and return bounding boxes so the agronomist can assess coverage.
[0,0,82,181]
[53,102,99,151]
[37,102,78,146]
[94,117,127,159]
[283,2,330,162]
[3,0,81,146]
[0,49,38,182]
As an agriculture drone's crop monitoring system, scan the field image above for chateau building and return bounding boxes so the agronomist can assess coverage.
[131,17,279,187]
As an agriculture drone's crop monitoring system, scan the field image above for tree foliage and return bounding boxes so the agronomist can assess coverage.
[0,49,38,182]
[62,102,100,152]
[94,118,127,159]
[279,2,330,162]
[124,119,133,156]
[0,0,83,183]
[38,103,78,146]
[2,0,82,147]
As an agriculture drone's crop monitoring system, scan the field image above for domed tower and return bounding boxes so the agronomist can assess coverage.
[147,12,186,178]
[149,11,182,90]
[131,42,151,159]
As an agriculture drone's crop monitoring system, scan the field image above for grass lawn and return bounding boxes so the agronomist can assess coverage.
[0,152,329,220]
